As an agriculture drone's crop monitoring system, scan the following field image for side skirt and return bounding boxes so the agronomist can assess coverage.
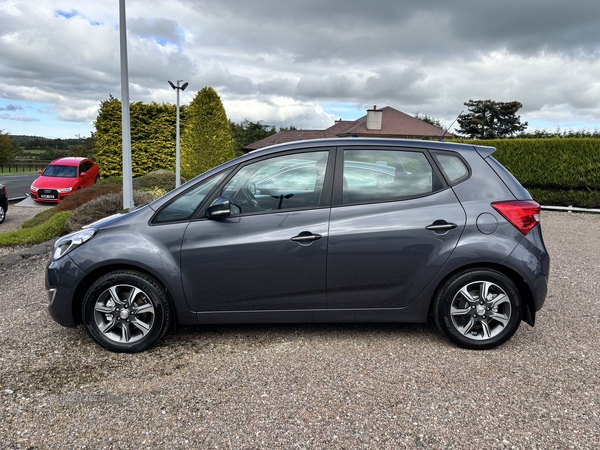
[194,308,427,325]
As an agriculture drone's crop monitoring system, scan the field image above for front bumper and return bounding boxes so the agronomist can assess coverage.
[45,256,87,328]
[31,190,71,202]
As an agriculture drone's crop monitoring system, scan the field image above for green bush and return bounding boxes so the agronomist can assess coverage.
[94,97,179,178]
[528,188,600,208]
[0,211,71,246]
[65,191,155,232]
[133,170,184,192]
[456,138,600,190]
[98,176,123,185]
[454,137,600,208]
[56,183,123,212]
[22,208,57,229]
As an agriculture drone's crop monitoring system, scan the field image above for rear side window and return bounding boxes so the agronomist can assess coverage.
[342,149,441,205]
[434,154,469,184]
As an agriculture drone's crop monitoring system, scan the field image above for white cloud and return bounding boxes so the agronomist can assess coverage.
[0,0,599,137]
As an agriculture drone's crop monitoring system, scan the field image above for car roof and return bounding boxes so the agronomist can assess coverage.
[157,137,496,207]
[248,137,495,158]
[49,157,88,166]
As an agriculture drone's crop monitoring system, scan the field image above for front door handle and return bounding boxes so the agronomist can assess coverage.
[426,220,457,234]
[291,231,322,245]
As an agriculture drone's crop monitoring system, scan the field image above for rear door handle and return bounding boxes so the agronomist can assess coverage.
[426,220,457,234]
[291,232,322,244]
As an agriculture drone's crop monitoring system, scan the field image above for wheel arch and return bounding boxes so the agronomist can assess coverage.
[429,262,536,326]
[72,263,179,331]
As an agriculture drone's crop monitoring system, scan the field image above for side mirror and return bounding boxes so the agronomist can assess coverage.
[206,197,232,219]
[38,170,43,175]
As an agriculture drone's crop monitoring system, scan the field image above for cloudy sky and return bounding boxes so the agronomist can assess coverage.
[1,0,600,138]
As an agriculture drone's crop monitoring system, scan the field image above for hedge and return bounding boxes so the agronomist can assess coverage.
[454,138,600,207]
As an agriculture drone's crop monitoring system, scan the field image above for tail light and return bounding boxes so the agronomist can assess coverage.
[492,200,540,235]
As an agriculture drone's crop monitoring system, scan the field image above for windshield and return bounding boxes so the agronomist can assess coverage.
[43,165,77,178]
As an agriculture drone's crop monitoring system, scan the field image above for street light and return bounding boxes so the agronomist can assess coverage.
[168,80,189,188]
[119,0,133,209]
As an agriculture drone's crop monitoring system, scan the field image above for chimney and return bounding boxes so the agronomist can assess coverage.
[366,105,382,130]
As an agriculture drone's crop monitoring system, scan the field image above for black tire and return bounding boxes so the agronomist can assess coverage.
[433,269,523,350]
[0,204,5,224]
[82,270,171,353]
[95,175,100,183]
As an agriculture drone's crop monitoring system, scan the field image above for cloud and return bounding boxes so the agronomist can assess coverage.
[1,0,600,136]
[0,104,23,111]
[13,114,40,122]
[0,113,40,122]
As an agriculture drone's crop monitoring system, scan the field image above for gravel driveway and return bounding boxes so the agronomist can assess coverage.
[1,210,599,449]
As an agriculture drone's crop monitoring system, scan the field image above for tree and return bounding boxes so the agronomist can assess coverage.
[0,130,17,163]
[456,100,528,139]
[180,87,235,179]
[69,133,97,158]
[230,120,277,155]
[414,113,445,130]
[94,96,179,178]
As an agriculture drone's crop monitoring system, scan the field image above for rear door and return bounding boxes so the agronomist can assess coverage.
[327,146,466,309]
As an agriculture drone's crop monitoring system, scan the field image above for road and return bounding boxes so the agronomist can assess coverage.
[0,173,39,200]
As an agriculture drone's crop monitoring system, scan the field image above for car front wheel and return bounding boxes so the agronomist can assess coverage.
[433,269,523,350]
[0,204,5,224]
[82,270,171,353]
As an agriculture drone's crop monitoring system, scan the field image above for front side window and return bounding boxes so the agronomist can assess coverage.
[153,171,228,223]
[342,149,439,205]
[221,151,329,214]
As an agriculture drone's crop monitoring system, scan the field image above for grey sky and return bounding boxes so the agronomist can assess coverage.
[1,0,599,137]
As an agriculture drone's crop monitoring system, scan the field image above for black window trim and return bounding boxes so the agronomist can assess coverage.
[195,147,337,220]
[149,168,234,225]
[430,150,472,186]
[331,145,449,207]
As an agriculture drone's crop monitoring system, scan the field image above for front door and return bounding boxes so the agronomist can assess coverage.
[180,150,332,312]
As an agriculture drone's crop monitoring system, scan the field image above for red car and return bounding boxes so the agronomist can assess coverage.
[30,157,100,203]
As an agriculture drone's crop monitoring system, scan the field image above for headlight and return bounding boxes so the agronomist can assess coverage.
[57,187,73,193]
[31,185,39,192]
[52,228,96,260]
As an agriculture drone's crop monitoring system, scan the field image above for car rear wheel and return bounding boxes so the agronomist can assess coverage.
[0,204,5,224]
[82,270,171,353]
[433,269,522,350]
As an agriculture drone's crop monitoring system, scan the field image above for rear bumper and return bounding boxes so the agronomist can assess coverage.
[510,226,550,312]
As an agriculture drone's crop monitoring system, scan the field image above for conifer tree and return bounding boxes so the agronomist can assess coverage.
[180,87,235,179]
[94,96,178,178]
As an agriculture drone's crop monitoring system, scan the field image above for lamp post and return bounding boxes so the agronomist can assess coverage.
[168,80,188,188]
[119,0,133,209]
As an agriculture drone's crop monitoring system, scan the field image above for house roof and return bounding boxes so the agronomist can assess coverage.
[335,107,448,138]
[244,106,450,151]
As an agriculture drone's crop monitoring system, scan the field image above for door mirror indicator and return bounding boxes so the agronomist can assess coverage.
[206,197,232,218]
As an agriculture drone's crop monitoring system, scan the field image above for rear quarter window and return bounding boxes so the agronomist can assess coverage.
[433,153,470,184]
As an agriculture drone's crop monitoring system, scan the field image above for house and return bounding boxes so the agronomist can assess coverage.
[243,106,450,152]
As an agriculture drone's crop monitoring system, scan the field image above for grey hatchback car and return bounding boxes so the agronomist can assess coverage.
[46,138,549,352]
